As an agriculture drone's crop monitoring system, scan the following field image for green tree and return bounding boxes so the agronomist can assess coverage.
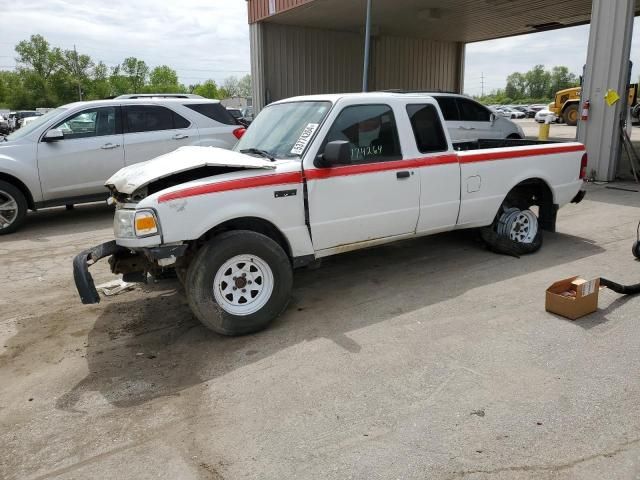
[88,61,111,99]
[108,65,132,95]
[121,57,148,93]
[549,66,578,97]
[15,34,63,106]
[505,72,526,100]
[0,70,31,109]
[147,65,184,93]
[237,74,252,97]
[60,49,94,101]
[221,75,240,97]
[192,79,219,98]
[525,65,551,99]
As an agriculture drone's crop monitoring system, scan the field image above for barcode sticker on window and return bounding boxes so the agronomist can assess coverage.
[291,123,319,155]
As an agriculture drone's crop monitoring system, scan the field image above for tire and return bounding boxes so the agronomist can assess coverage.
[564,104,579,127]
[175,266,187,285]
[482,204,543,256]
[633,241,640,260]
[507,133,522,139]
[185,230,293,336]
[0,180,28,235]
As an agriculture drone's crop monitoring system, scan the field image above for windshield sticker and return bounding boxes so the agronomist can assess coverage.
[290,123,319,155]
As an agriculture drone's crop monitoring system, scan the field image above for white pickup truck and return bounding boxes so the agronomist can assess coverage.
[74,92,587,335]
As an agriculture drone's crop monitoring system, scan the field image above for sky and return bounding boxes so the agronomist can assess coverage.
[1,1,639,93]
[0,0,251,86]
[465,18,640,97]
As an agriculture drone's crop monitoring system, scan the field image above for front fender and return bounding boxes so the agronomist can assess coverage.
[0,143,43,203]
[149,183,314,258]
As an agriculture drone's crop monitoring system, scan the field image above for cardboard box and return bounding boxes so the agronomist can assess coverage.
[545,276,600,320]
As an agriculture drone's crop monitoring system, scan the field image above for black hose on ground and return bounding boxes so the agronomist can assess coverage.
[600,277,640,295]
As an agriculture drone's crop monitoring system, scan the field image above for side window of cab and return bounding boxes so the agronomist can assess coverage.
[321,104,402,164]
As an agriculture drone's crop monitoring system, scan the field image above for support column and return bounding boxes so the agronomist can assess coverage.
[456,42,466,94]
[249,22,266,113]
[577,0,634,181]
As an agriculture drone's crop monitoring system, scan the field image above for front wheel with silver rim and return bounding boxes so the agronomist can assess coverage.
[185,230,293,336]
[0,180,28,235]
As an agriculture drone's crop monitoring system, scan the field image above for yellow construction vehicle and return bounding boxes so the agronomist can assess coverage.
[549,84,638,126]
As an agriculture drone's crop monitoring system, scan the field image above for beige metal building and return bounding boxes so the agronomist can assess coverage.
[247,0,639,181]
[247,0,605,109]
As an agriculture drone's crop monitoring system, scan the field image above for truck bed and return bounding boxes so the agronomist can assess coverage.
[453,138,560,151]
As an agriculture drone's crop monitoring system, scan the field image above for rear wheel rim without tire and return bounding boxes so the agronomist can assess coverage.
[213,254,274,316]
[0,189,18,230]
[500,209,538,244]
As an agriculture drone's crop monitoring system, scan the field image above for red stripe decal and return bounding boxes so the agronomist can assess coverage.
[305,154,458,180]
[158,144,585,202]
[158,171,303,203]
[459,144,585,164]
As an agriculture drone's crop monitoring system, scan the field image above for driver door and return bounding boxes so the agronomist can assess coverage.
[38,106,124,201]
[305,104,420,252]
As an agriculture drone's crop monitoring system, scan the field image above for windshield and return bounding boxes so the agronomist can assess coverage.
[6,108,67,141]
[234,101,331,159]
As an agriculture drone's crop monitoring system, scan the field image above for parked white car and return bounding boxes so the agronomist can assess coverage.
[74,91,586,336]
[535,109,558,124]
[497,107,526,119]
[0,97,244,233]
[431,94,525,141]
[19,115,43,129]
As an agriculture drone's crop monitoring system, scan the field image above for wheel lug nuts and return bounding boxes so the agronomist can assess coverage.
[248,280,252,284]
[242,273,246,277]
[242,289,246,293]
[232,287,237,291]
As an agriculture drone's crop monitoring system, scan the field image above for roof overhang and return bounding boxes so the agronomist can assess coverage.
[253,0,640,43]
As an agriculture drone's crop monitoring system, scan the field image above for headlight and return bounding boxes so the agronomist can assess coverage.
[114,209,135,238]
[113,209,159,238]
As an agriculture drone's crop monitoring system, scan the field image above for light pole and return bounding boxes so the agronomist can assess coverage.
[362,0,372,92]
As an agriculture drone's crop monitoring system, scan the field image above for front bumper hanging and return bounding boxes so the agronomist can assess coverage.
[73,240,129,304]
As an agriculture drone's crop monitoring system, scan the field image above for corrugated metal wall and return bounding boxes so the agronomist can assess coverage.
[253,23,464,110]
[370,36,464,92]
[261,23,364,106]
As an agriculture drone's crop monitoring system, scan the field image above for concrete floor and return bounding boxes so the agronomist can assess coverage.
[1,183,640,479]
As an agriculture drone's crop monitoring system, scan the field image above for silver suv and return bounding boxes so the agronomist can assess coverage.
[0,97,245,234]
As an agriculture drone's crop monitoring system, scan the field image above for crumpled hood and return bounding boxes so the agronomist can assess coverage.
[106,146,276,194]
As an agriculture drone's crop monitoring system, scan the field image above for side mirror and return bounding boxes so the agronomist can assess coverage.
[43,129,64,142]
[490,113,496,124]
[316,140,351,168]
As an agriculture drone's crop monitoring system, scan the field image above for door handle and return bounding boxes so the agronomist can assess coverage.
[101,143,120,150]
[396,171,411,179]
[172,134,189,140]
[459,126,476,130]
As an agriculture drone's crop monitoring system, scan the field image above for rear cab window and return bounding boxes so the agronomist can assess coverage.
[434,97,460,121]
[405,104,448,153]
[184,103,238,126]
